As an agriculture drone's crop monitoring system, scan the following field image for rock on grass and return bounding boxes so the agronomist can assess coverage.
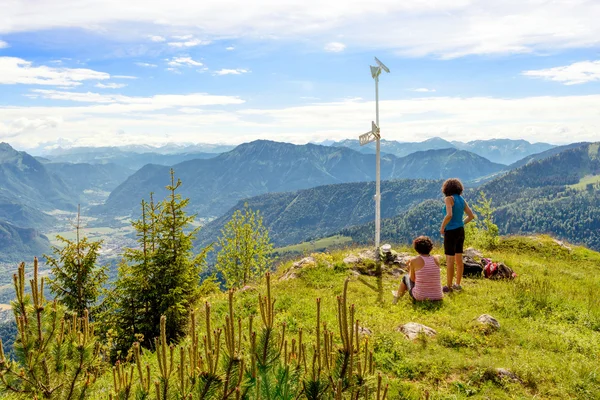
[397,322,437,340]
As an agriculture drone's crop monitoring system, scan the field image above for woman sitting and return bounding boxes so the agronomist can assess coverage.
[393,236,444,303]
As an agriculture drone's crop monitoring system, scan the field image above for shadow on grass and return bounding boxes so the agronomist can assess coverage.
[411,299,444,313]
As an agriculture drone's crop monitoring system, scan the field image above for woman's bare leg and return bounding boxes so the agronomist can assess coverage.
[397,281,407,297]
[446,255,455,288]
[393,281,408,304]
[455,254,464,286]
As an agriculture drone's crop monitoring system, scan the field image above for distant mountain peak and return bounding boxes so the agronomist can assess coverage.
[423,137,454,145]
[0,142,24,163]
[0,142,17,152]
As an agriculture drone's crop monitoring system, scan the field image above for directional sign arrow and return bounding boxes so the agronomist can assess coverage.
[359,121,380,146]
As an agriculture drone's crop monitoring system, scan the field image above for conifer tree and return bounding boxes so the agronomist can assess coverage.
[0,258,102,399]
[107,196,157,353]
[216,204,273,288]
[45,206,107,319]
[150,170,208,341]
[110,170,209,352]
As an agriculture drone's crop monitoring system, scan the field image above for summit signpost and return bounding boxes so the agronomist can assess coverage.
[360,57,390,251]
[359,121,380,146]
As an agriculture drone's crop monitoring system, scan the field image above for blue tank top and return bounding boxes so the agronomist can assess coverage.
[444,194,465,231]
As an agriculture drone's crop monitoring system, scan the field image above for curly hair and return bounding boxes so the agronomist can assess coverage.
[441,178,464,196]
[413,236,434,255]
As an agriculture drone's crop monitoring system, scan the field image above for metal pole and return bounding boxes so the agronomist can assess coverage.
[375,75,381,251]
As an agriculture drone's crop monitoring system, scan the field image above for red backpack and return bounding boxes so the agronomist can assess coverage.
[482,258,517,280]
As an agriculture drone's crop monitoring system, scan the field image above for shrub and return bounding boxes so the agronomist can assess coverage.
[466,192,500,250]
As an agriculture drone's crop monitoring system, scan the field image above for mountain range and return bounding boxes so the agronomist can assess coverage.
[195,179,443,248]
[0,220,50,263]
[340,142,600,251]
[0,143,76,214]
[193,142,599,252]
[41,147,219,170]
[39,142,235,156]
[330,137,555,165]
[506,142,590,170]
[1,138,597,263]
[45,162,135,195]
[97,141,504,219]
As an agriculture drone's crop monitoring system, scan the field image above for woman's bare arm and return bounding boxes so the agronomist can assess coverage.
[464,201,475,225]
[440,196,453,235]
[409,257,418,281]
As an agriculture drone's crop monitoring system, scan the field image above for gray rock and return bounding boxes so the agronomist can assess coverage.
[477,314,500,330]
[464,248,483,258]
[344,250,380,275]
[358,326,372,336]
[496,368,522,383]
[358,250,378,262]
[553,239,572,251]
[280,256,316,280]
[294,256,316,268]
[394,253,412,268]
[343,255,360,264]
[396,322,437,340]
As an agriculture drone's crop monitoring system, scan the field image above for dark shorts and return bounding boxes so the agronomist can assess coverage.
[444,226,465,256]
[402,274,416,299]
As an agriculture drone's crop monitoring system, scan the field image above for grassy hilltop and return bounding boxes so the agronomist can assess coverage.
[1,235,599,399]
[79,235,600,399]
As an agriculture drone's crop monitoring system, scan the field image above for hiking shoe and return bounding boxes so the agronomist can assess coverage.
[391,290,399,304]
[452,284,463,291]
[442,286,453,293]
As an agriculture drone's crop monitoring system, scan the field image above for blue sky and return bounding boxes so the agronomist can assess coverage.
[1,0,600,151]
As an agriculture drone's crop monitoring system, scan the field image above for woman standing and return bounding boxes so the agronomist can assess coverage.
[440,178,475,292]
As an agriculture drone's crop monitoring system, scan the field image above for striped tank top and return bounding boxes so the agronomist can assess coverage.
[412,256,444,301]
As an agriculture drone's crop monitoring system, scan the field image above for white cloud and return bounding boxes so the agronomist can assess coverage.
[149,35,166,42]
[135,62,157,67]
[29,89,244,106]
[168,38,208,48]
[4,93,600,149]
[0,56,109,86]
[113,75,137,79]
[0,40,8,49]
[411,88,436,92]
[167,57,203,67]
[95,82,127,89]
[3,1,600,57]
[226,46,235,51]
[324,42,346,53]
[0,116,62,138]
[522,61,600,85]
[214,68,249,76]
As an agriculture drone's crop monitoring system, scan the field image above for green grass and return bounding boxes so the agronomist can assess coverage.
[274,235,353,254]
[193,235,600,399]
[568,174,600,190]
[5,235,600,399]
